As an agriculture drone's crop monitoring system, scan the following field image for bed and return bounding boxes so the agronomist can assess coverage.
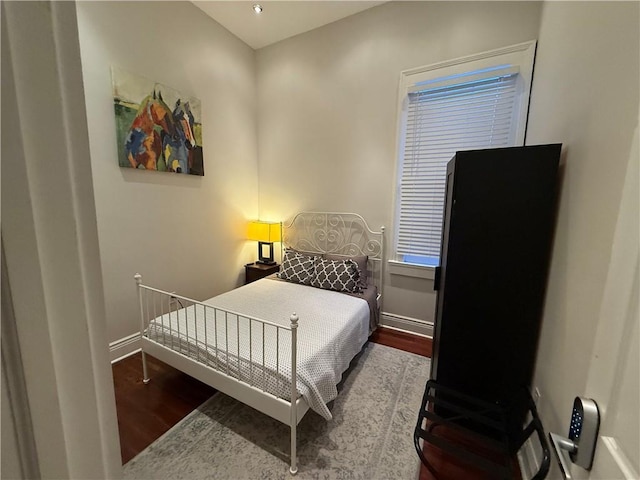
[135,212,384,474]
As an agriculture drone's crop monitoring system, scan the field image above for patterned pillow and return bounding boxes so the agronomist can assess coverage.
[311,257,362,293]
[324,254,368,289]
[277,250,315,285]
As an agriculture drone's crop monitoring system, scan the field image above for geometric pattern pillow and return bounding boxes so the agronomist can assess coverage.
[324,254,368,289]
[277,249,316,285]
[311,257,361,293]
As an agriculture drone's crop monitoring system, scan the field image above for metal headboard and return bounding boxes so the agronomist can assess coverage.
[282,212,385,294]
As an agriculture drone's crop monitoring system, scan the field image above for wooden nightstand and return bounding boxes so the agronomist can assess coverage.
[245,263,280,284]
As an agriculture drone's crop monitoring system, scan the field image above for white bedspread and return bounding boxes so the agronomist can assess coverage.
[145,279,370,420]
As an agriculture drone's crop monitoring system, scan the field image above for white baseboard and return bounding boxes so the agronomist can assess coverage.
[109,332,141,363]
[380,312,433,338]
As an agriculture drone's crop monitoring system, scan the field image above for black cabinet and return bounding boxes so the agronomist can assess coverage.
[431,144,561,432]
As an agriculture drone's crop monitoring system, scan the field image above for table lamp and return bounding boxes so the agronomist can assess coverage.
[247,220,281,265]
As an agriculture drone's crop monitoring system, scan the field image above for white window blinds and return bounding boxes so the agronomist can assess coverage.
[396,70,520,261]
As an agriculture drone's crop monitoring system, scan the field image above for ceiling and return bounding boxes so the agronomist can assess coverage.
[193,1,386,50]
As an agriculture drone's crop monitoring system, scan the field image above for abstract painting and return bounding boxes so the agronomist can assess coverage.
[111,66,204,175]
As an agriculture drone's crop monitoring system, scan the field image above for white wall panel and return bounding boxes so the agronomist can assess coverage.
[256,1,543,324]
[77,2,259,343]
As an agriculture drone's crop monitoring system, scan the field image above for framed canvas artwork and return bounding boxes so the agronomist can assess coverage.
[111,66,204,175]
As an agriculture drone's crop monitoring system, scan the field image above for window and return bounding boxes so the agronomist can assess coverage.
[392,41,536,275]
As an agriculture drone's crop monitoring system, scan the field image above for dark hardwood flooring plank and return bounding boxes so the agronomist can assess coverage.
[370,326,432,357]
[113,353,215,463]
[417,423,523,480]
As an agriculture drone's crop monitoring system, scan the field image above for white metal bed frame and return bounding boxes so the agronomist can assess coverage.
[135,212,384,474]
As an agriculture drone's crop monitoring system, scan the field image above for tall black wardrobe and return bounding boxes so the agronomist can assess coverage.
[418,145,561,475]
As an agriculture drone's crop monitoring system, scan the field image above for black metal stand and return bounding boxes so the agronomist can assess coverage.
[414,380,550,479]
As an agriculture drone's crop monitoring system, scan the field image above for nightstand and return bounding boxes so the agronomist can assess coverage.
[245,262,280,284]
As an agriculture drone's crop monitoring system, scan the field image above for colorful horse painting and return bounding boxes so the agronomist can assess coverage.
[162,99,194,174]
[171,99,204,175]
[125,90,178,171]
[112,67,204,176]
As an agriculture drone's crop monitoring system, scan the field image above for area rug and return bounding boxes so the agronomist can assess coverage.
[123,342,430,480]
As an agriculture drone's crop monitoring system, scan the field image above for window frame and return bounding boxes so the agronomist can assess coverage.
[390,41,537,279]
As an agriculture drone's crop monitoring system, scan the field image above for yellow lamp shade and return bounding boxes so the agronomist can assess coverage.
[247,221,282,243]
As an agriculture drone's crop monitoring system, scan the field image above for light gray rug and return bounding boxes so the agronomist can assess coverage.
[123,342,430,480]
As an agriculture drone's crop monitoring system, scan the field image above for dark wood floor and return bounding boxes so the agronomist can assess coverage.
[112,327,519,479]
[112,353,217,463]
[369,326,432,357]
[417,422,523,480]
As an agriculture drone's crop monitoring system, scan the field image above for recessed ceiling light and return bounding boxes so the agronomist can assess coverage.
[253,4,263,14]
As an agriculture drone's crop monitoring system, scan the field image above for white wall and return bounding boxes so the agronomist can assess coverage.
[2,2,121,476]
[77,1,259,345]
[526,2,639,475]
[256,1,543,326]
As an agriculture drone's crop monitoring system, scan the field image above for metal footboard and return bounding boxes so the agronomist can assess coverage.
[134,273,302,474]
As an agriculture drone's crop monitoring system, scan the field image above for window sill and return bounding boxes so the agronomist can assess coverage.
[387,260,436,280]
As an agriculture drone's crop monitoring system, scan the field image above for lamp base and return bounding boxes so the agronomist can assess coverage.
[257,241,276,265]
